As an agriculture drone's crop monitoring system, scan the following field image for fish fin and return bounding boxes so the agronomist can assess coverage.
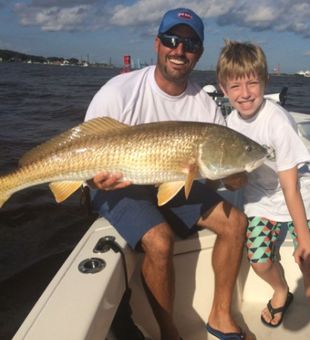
[19,117,128,167]
[184,164,199,199]
[49,181,83,203]
[157,181,184,206]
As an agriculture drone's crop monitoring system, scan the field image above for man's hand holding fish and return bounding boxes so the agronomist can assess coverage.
[89,172,132,191]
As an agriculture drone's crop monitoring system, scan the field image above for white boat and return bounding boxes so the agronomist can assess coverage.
[296,70,310,78]
[13,110,310,340]
[292,112,310,150]
[203,85,288,116]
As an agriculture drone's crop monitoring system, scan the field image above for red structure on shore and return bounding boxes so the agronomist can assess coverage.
[122,55,131,73]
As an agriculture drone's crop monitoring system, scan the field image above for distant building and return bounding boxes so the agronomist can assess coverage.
[121,55,131,73]
[272,64,281,76]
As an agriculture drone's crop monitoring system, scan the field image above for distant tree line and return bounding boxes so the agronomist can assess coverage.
[0,49,79,64]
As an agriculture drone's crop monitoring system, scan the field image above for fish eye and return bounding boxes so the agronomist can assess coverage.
[245,144,252,152]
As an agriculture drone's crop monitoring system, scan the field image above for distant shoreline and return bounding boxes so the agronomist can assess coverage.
[0,60,304,76]
[1,49,308,75]
[0,48,116,68]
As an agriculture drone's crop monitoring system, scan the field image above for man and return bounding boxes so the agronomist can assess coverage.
[86,8,247,340]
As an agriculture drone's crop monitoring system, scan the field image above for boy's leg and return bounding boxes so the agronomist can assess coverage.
[247,218,289,325]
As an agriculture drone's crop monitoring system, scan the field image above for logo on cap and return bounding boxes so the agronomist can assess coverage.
[178,12,192,20]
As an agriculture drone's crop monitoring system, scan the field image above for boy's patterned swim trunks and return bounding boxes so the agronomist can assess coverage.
[246,217,310,263]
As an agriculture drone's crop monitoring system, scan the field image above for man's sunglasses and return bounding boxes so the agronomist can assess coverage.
[158,33,202,53]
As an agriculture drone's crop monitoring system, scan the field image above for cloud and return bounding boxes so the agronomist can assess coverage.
[13,0,310,38]
[304,51,310,56]
[216,0,310,38]
[15,6,80,32]
[31,0,97,7]
[14,1,102,31]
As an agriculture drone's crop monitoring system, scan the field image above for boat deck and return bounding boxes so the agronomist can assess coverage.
[159,300,310,340]
[239,299,310,340]
[13,218,310,340]
[130,230,310,340]
[131,275,310,340]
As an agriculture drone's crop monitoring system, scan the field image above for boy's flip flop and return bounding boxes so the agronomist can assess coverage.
[261,291,293,327]
[261,292,294,327]
[206,323,246,339]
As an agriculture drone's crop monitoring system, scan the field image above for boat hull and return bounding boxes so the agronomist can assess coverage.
[13,209,309,340]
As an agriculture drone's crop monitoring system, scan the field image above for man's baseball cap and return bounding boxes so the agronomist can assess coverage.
[158,8,204,43]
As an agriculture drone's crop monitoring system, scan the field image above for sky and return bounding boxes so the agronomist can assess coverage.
[0,0,309,73]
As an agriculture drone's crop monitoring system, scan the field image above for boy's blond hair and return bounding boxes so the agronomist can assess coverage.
[216,40,269,88]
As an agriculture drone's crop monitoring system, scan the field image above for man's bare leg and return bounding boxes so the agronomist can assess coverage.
[140,223,180,340]
[198,200,247,333]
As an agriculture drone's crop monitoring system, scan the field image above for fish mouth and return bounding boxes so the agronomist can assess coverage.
[245,157,266,173]
[245,145,274,173]
[262,145,276,160]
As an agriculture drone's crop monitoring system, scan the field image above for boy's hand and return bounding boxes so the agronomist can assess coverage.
[222,172,248,191]
[294,237,310,266]
[88,172,132,191]
[297,243,310,305]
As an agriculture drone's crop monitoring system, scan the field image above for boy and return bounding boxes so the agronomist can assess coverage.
[216,40,310,327]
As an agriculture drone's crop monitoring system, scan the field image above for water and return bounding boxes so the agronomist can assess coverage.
[0,63,309,339]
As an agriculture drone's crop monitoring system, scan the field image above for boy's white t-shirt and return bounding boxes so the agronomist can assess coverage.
[85,65,225,125]
[226,99,310,221]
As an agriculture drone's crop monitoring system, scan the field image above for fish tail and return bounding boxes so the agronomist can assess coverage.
[0,191,11,208]
[0,176,13,208]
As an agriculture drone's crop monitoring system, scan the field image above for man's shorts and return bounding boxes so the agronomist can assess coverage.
[246,216,310,264]
[90,181,223,249]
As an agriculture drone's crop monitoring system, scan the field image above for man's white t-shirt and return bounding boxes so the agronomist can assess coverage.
[226,99,310,221]
[85,65,224,126]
